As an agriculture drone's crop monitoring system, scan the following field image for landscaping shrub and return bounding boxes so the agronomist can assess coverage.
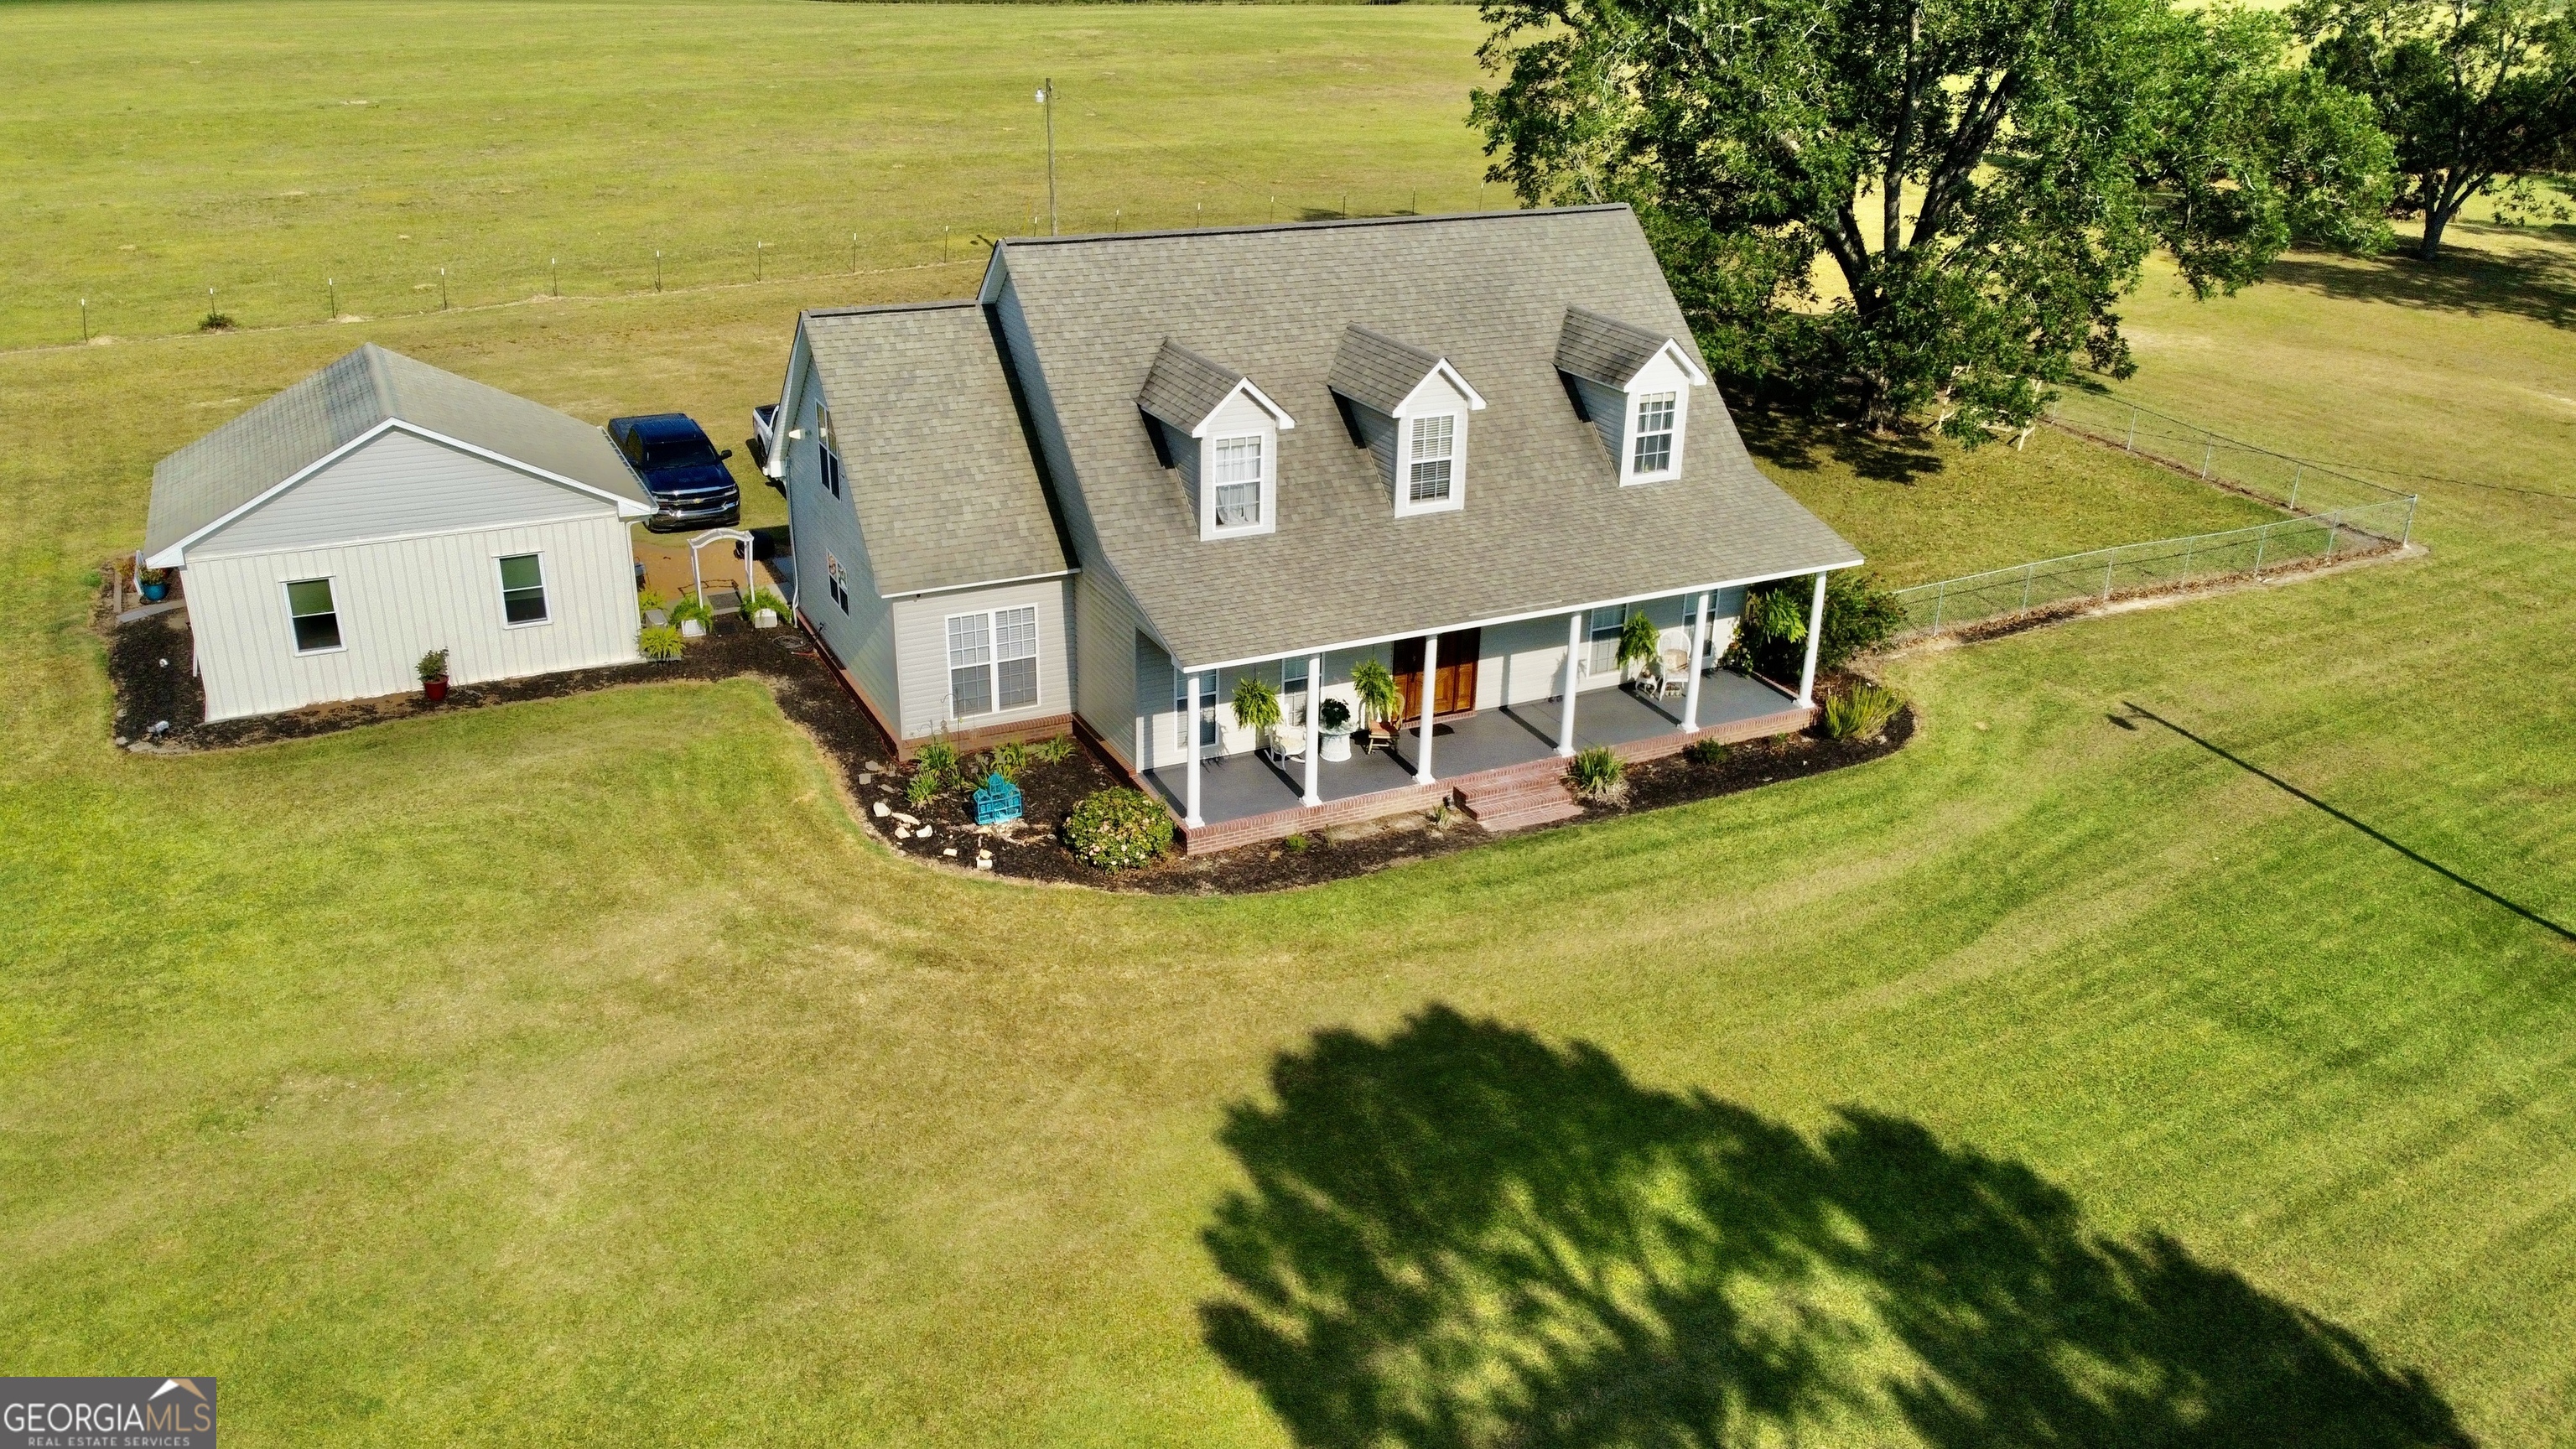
[984,739,1029,783]
[1822,682,1904,741]
[1028,735,1073,766]
[198,311,235,332]
[1566,745,1628,803]
[669,596,717,630]
[1731,572,1908,678]
[637,625,683,660]
[914,736,960,790]
[1284,833,1310,854]
[1065,788,1174,871]
[742,586,790,619]
[1683,737,1730,766]
[904,771,942,808]
[636,587,667,612]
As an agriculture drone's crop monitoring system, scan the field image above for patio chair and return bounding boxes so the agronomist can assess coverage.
[1655,648,1692,699]
[1269,722,1308,766]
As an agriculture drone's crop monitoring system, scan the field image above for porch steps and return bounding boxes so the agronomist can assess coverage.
[1453,771,1585,834]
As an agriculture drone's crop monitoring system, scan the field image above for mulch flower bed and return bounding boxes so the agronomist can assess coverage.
[98,579,1912,894]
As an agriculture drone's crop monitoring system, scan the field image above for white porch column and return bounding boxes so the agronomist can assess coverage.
[1415,633,1438,783]
[1795,572,1828,708]
[1302,652,1323,808]
[1557,610,1583,756]
[1680,589,1711,732]
[1183,670,1205,828]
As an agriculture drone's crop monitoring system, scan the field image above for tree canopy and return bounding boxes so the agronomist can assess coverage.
[2301,0,2576,259]
[1472,0,2394,435]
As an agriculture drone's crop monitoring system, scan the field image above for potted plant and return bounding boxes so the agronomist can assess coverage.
[138,566,169,603]
[1616,610,1661,686]
[743,586,789,630]
[670,596,715,638]
[1317,696,1354,762]
[1231,673,1282,756]
[417,648,449,703]
[1351,657,1401,747]
[637,587,669,628]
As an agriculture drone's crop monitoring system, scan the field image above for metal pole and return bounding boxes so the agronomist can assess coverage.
[2101,553,2115,605]
[2324,519,2339,559]
[550,258,558,297]
[2253,527,2268,576]
[328,278,336,316]
[2126,406,2137,452]
[756,242,764,281]
[2288,464,2302,513]
[2020,560,2034,611]
[653,250,661,292]
[439,267,449,310]
[2199,439,2212,478]
[2182,535,2196,584]
[1932,579,1948,633]
[80,298,88,341]
[852,232,859,273]
[2402,496,2418,547]
[1041,78,1057,236]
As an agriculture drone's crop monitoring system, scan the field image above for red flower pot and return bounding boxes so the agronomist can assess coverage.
[423,676,449,703]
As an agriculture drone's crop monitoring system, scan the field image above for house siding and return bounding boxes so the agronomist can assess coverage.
[1075,569,1155,770]
[188,512,639,721]
[888,578,1072,741]
[191,428,616,559]
[785,357,901,724]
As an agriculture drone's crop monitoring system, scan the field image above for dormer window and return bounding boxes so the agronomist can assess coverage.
[1631,392,1677,477]
[1327,325,1485,518]
[1137,339,1294,542]
[1213,435,1265,527]
[1408,414,1456,505]
[1555,307,1709,486]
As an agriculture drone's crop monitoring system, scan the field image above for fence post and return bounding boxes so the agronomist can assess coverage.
[2126,407,2138,452]
[2199,439,2213,478]
[2020,560,2035,611]
[2401,496,2418,547]
[2101,553,2115,605]
[1932,579,1948,634]
[2253,526,2268,576]
[2324,519,2339,560]
[2182,534,2196,584]
[2288,464,2302,513]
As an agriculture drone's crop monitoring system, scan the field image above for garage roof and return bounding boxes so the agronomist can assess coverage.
[146,344,649,560]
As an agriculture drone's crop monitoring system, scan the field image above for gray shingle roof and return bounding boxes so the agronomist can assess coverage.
[801,301,1068,595]
[146,342,647,558]
[1555,305,1680,389]
[1327,325,1445,418]
[1135,340,1251,435]
[990,205,1859,669]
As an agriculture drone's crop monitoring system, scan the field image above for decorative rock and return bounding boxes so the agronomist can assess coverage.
[872,802,891,818]
[892,813,919,827]
[975,857,994,870]
[892,826,909,839]
[942,847,958,858]
[915,824,933,838]
[858,772,875,785]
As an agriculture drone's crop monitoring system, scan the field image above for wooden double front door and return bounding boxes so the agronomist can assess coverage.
[1393,628,1480,721]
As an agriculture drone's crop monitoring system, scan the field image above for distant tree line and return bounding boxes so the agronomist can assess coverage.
[1472,0,2576,436]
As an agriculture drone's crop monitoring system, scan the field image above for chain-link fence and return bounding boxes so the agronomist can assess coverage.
[1892,396,2420,639]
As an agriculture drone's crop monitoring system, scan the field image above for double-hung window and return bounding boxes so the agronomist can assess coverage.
[1588,605,1627,678]
[1176,669,1217,748]
[1631,392,1678,476]
[825,553,849,614]
[948,606,1040,718]
[497,553,548,625]
[817,404,843,498]
[1211,435,1264,528]
[285,577,341,653]
[1408,414,1456,505]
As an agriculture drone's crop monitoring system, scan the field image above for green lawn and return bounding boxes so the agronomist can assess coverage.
[5,4,2575,1446]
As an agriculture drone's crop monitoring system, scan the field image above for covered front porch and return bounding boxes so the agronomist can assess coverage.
[1142,670,1806,852]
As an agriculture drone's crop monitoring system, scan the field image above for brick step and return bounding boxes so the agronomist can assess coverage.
[1454,773,1574,813]
[1470,797,1587,833]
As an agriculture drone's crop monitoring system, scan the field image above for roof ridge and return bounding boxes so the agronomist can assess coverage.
[1000,203,1632,250]
[803,299,982,321]
[360,341,403,421]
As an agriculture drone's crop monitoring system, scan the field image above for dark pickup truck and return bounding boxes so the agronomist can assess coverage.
[607,413,740,532]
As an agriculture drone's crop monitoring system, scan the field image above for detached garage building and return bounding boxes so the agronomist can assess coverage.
[144,343,655,721]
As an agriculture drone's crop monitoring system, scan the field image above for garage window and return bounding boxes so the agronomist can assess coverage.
[497,553,548,625]
[285,577,341,653]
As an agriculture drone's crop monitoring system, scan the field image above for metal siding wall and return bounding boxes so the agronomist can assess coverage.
[786,359,901,721]
[890,577,1070,740]
[190,514,638,721]
[195,430,612,558]
[1573,377,1629,465]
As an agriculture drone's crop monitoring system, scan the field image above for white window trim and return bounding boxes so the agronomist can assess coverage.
[824,551,849,614]
[283,574,346,657]
[816,402,844,499]
[1621,389,1685,484]
[1201,430,1276,540]
[495,550,552,631]
[1394,408,1466,517]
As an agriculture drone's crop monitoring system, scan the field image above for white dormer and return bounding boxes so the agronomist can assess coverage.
[1137,340,1296,541]
[1327,326,1488,518]
[1554,307,1711,486]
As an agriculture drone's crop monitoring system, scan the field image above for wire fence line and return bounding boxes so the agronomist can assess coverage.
[13,182,1504,353]
[1892,396,2422,639]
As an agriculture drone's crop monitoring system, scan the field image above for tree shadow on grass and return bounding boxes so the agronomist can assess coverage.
[1736,408,1947,486]
[1202,1005,2473,1449]
[2264,227,2576,330]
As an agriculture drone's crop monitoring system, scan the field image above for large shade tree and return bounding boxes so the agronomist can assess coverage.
[1472,0,2394,435]
[2300,0,2576,259]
